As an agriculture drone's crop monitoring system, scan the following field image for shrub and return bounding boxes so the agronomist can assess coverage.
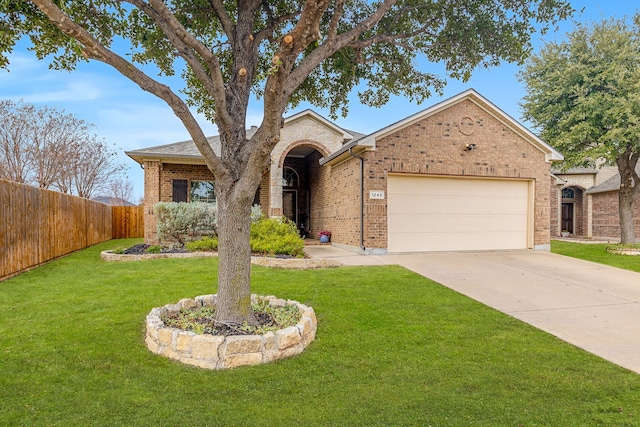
[145,245,162,254]
[250,217,304,257]
[154,202,217,247]
[185,236,219,252]
[250,204,264,223]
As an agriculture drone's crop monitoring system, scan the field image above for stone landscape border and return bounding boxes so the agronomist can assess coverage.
[145,294,317,369]
[101,250,341,269]
[606,246,640,256]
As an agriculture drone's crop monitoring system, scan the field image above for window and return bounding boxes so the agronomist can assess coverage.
[172,180,188,202]
[190,180,216,203]
[282,166,300,187]
[562,188,575,199]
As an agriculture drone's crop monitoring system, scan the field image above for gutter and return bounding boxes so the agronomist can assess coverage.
[348,147,366,252]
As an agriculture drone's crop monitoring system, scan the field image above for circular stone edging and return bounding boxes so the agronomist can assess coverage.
[101,250,341,269]
[145,294,317,370]
[606,247,640,256]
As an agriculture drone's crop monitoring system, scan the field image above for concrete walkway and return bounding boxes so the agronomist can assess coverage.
[305,245,640,374]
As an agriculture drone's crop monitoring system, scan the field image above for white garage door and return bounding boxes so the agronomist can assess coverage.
[387,175,531,252]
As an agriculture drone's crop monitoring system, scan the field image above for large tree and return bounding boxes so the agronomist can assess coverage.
[1,0,572,325]
[519,17,640,244]
[0,99,126,197]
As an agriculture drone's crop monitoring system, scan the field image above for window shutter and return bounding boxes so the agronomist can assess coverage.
[172,180,188,202]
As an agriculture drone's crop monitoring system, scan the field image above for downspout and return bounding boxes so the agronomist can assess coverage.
[348,147,366,252]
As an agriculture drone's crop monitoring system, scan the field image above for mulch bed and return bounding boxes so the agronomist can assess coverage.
[123,244,188,255]
[121,243,305,258]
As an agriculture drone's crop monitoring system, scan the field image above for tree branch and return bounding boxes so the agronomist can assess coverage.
[284,0,398,98]
[28,0,227,178]
[208,0,235,45]
[126,0,233,130]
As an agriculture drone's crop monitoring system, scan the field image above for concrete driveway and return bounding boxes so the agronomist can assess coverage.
[306,246,640,374]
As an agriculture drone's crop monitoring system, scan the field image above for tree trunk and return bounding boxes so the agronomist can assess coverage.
[618,186,637,244]
[616,151,640,245]
[214,176,258,326]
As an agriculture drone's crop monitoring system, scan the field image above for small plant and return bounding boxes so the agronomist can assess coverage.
[161,301,301,336]
[250,217,304,257]
[111,248,125,254]
[318,230,331,239]
[154,201,217,247]
[185,236,218,252]
[145,245,162,254]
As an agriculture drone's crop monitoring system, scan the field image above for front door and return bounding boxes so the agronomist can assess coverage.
[561,202,574,234]
[283,190,298,224]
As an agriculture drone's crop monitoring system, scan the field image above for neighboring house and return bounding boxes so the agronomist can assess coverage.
[552,165,640,240]
[93,196,137,206]
[126,89,563,253]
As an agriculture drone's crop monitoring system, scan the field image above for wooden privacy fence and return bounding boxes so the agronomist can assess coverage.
[112,205,144,239]
[0,180,144,281]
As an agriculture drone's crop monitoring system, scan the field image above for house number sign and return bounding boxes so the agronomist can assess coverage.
[369,190,385,199]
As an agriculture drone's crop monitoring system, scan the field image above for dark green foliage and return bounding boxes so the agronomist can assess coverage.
[519,16,640,168]
[250,217,304,257]
[0,1,574,120]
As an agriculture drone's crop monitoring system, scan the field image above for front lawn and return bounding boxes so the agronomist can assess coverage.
[2,239,640,426]
[551,240,640,272]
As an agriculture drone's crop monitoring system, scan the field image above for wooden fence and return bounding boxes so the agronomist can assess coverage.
[112,205,144,239]
[0,180,144,281]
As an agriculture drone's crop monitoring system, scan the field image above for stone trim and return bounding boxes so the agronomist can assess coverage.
[606,247,640,256]
[145,294,317,369]
[101,250,342,269]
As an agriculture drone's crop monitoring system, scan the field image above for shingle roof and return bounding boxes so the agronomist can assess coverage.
[126,111,361,164]
[93,196,137,206]
[586,164,640,194]
[551,167,598,175]
[125,128,258,164]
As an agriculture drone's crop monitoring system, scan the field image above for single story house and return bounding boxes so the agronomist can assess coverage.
[126,89,563,253]
[552,165,640,240]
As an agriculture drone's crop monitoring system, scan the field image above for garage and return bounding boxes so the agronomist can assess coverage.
[387,175,532,253]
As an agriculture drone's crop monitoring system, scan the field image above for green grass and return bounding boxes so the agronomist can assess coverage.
[2,239,640,426]
[551,240,640,272]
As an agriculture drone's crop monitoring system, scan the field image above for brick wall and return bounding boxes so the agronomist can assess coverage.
[550,178,560,236]
[351,99,552,250]
[309,152,361,246]
[591,191,640,239]
[143,162,269,244]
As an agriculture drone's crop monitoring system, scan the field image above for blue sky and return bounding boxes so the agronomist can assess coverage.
[0,1,636,201]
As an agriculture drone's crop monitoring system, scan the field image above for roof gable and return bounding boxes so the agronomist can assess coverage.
[321,89,563,166]
[361,89,563,162]
[284,109,356,141]
[126,110,355,164]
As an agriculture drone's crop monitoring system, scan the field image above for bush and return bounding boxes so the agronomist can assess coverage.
[154,202,217,247]
[250,217,304,257]
[250,204,264,223]
[185,236,219,252]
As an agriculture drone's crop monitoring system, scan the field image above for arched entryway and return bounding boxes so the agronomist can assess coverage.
[561,186,586,236]
[277,142,329,237]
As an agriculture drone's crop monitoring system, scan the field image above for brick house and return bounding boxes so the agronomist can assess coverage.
[126,89,563,253]
[552,165,640,240]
